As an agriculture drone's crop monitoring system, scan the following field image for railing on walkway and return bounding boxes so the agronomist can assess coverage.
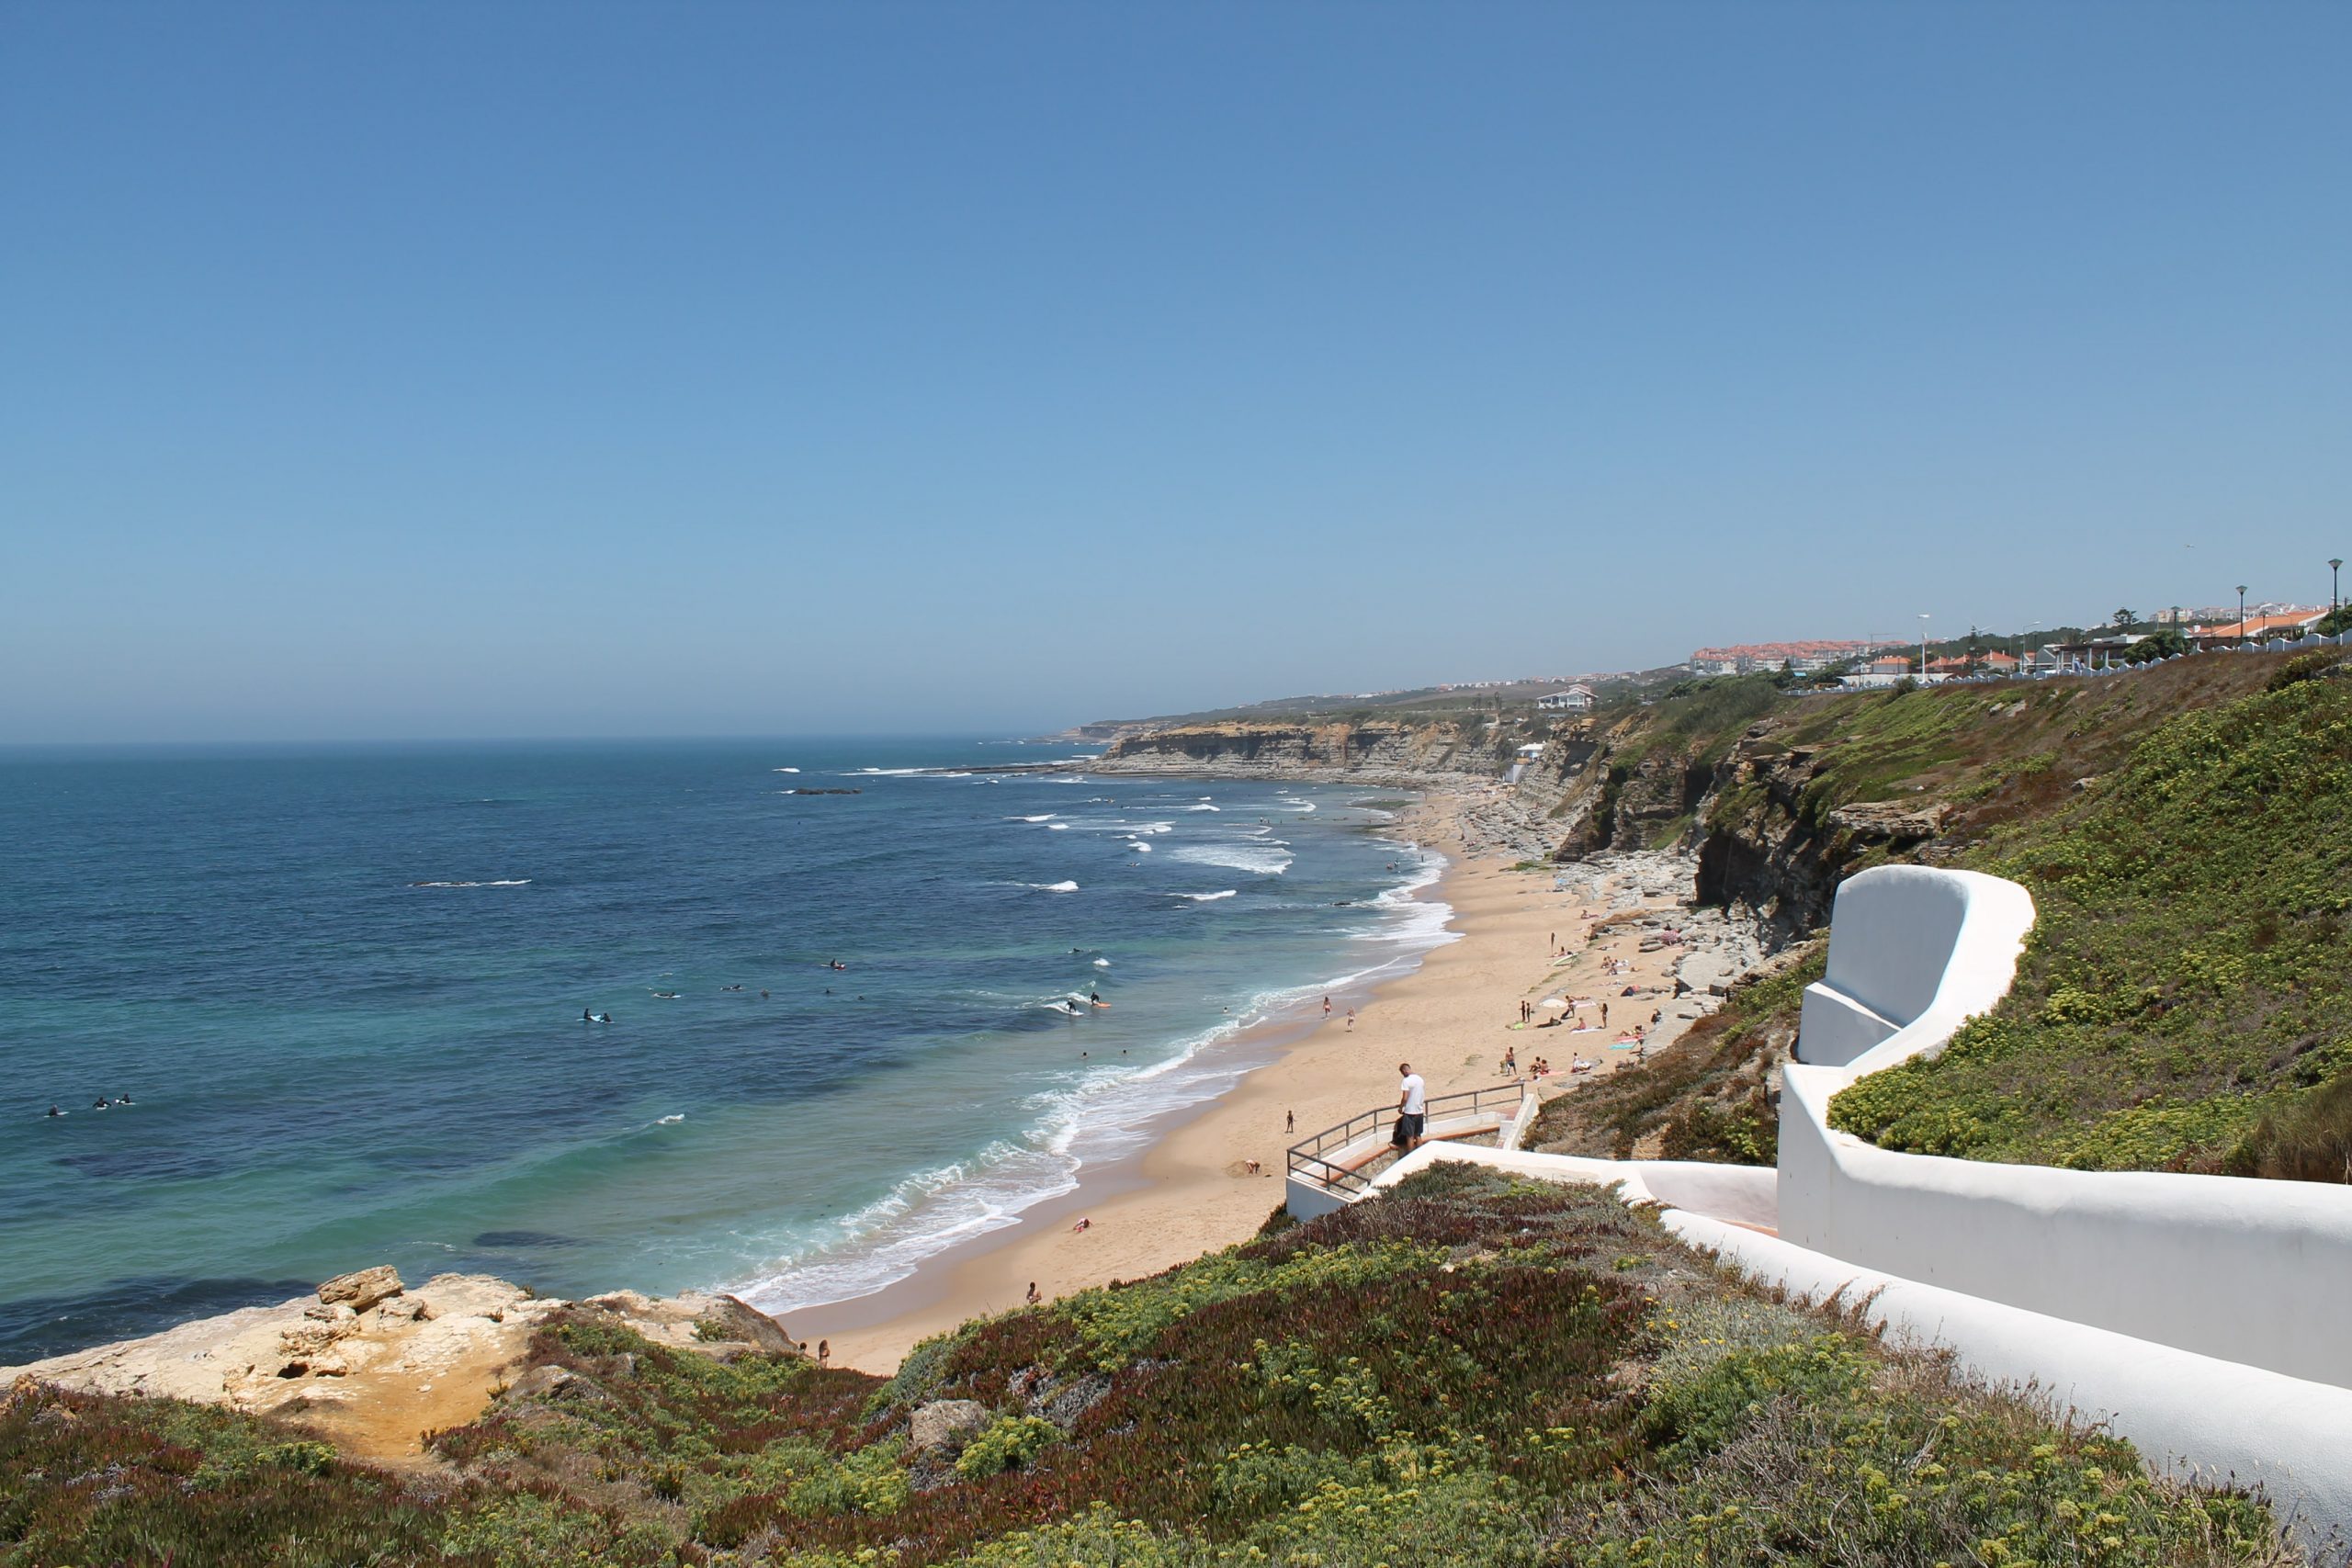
[1285,1081,1528,1203]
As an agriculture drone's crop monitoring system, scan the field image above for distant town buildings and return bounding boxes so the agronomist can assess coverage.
[1687,639,1876,676]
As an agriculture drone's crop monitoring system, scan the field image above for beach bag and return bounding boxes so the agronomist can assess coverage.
[1390,1117,1412,1148]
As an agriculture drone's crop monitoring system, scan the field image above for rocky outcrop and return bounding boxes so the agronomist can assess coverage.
[910,1398,992,1454]
[1,1269,800,1466]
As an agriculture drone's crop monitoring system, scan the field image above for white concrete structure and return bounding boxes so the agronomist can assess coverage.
[1333,863,2352,1540]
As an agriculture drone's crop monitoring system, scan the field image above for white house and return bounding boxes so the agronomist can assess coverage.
[1536,684,1595,712]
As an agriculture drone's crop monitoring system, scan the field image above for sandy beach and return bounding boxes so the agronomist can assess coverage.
[797,789,1706,1373]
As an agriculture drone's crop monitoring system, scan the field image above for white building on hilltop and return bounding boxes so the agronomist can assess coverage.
[1537,684,1595,712]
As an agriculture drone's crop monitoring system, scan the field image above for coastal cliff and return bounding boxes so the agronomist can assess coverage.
[1091,716,1515,784]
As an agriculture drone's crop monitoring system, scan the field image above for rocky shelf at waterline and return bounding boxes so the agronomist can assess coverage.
[1,1265,804,1465]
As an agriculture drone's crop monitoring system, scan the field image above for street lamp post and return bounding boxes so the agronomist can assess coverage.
[2332,558,2343,613]
[1918,614,1931,679]
[2237,585,2248,650]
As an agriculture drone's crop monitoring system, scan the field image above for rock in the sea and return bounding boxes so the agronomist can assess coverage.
[317,1266,404,1313]
[910,1398,991,1454]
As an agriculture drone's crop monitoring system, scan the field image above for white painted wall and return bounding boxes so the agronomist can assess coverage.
[1794,865,2036,1068]
[1780,1065,2352,1388]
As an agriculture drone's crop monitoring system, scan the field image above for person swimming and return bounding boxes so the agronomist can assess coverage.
[93,1097,109,1110]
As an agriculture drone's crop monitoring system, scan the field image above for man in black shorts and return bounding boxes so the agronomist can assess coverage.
[1391,1062,1427,1152]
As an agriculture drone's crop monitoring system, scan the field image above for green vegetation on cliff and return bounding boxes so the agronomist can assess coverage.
[1829,659,2352,1179]
[1,1168,2293,1565]
[1529,650,2352,1183]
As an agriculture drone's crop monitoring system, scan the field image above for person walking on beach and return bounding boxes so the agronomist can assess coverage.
[1285,1109,1295,1134]
[1392,1063,1427,1155]
[1322,995,1331,1018]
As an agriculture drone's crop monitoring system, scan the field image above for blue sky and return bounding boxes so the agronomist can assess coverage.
[4,3,2347,740]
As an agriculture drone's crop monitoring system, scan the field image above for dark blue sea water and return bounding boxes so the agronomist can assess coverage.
[0,739,1444,1363]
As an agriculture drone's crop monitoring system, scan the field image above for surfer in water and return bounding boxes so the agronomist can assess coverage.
[46,1105,63,1118]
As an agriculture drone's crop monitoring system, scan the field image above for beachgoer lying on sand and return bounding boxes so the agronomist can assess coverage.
[1571,1058,1596,1074]
[1071,1217,1091,1232]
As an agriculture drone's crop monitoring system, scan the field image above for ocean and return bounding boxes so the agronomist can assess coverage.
[0,739,1447,1364]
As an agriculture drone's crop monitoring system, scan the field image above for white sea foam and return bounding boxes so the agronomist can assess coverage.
[1031,880,1080,893]
[1092,958,1112,968]
[1170,843,1293,875]
[1132,822,1174,835]
[1011,815,1057,823]
[409,879,533,888]
[771,767,800,773]
[657,1113,684,1125]
[1184,804,1220,812]
[1048,823,1069,830]
[730,839,1458,1318]
[1126,841,1153,852]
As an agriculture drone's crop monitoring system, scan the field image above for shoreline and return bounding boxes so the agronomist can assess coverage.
[792,793,1712,1374]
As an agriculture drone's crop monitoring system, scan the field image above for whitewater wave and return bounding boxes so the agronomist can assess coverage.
[1092,958,1112,968]
[1011,814,1057,823]
[1170,843,1293,875]
[1184,804,1221,812]
[409,879,532,888]
[729,840,1458,1320]
[771,767,800,773]
[1031,880,1080,893]
[854,768,926,777]
[1126,841,1152,852]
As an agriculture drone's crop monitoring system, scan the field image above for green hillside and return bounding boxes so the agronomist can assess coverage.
[1829,656,2352,1178]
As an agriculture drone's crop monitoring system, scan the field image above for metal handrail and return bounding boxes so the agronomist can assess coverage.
[1285,1080,1527,1197]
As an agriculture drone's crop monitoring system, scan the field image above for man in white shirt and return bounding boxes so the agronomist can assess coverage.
[1392,1063,1427,1152]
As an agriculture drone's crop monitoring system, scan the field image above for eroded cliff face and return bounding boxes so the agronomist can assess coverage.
[1090,708,1951,939]
[1093,719,1517,784]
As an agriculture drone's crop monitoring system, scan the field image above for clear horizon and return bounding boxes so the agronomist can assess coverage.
[6,3,2347,744]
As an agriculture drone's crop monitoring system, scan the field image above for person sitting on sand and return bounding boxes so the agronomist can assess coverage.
[1026,1281,1041,1305]
[1071,1216,1091,1233]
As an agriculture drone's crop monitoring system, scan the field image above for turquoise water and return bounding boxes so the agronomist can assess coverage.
[0,739,1443,1361]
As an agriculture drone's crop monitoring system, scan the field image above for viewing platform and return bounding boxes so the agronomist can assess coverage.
[1283,1080,1529,1222]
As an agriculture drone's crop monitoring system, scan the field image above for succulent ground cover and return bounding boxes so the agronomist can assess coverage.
[2,1167,2296,1565]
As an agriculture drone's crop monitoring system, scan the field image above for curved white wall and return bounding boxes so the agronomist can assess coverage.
[1795,865,2036,1069]
[1774,863,2352,1391]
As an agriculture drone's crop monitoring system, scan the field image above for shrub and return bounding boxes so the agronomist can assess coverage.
[955,1414,1061,1478]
